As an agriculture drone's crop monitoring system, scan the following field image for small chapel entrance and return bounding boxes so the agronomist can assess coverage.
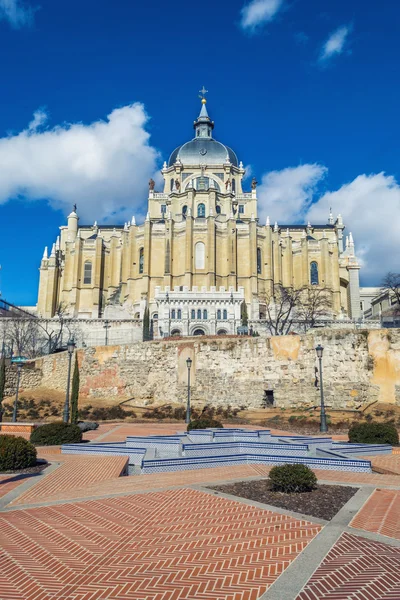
[193,329,205,336]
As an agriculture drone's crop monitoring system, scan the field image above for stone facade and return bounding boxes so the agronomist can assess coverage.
[36,97,362,330]
[7,329,400,409]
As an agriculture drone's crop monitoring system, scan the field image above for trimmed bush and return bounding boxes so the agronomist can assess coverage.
[0,435,37,471]
[30,422,82,446]
[348,422,399,445]
[187,418,223,431]
[77,421,99,432]
[269,464,317,493]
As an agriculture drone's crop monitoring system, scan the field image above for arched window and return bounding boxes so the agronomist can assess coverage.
[197,309,202,319]
[170,179,174,191]
[310,261,319,285]
[177,309,182,319]
[139,248,144,274]
[83,261,92,285]
[223,309,227,320]
[232,179,236,193]
[195,241,205,269]
[182,205,188,218]
[152,313,158,320]
[257,248,262,274]
[191,309,195,319]
[197,203,206,217]
[203,309,208,320]
[217,309,221,320]
[216,205,221,214]
[171,309,176,319]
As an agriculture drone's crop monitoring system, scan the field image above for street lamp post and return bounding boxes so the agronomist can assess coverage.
[63,338,76,424]
[103,319,111,346]
[12,363,23,423]
[185,357,192,425]
[315,344,327,433]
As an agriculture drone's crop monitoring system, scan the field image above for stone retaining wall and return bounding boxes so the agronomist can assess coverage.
[4,329,400,409]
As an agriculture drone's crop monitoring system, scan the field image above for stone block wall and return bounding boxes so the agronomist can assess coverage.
[4,329,400,410]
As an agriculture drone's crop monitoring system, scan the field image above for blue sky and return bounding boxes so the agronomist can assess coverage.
[0,0,399,305]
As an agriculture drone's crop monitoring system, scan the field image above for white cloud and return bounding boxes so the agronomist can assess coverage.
[319,25,351,63]
[0,0,34,28]
[257,164,327,224]
[242,164,253,181]
[240,0,285,32]
[0,104,160,222]
[257,164,400,284]
[308,173,400,284]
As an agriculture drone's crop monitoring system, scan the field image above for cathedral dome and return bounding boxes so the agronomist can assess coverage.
[168,138,238,167]
[168,95,238,168]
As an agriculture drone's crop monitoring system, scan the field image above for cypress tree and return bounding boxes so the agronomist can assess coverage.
[70,354,80,425]
[241,302,249,327]
[0,354,5,423]
[143,307,150,341]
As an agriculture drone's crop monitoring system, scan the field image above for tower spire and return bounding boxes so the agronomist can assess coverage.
[194,87,214,139]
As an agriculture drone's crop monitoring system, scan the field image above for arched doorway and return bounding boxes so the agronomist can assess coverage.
[217,329,228,336]
[171,329,181,337]
[193,328,205,336]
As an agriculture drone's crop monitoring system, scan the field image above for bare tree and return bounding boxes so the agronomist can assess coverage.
[381,272,400,314]
[3,318,41,358]
[35,302,70,354]
[296,287,333,333]
[264,285,302,335]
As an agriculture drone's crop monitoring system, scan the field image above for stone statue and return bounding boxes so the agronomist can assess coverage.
[175,179,180,191]
[251,177,258,190]
[73,203,77,212]
[225,178,231,191]
[149,178,155,191]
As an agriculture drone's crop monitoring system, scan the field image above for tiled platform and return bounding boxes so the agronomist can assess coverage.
[0,488,321,600]
[296,532,400,599]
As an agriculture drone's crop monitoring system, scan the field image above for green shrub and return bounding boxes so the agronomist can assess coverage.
[269,464,317,493]
[0,435,37,471]
[348,422,399,445]
[187,418,223,431]
[30,422,82,446]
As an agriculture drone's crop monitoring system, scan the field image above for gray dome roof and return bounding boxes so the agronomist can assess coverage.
[168,138,238,168]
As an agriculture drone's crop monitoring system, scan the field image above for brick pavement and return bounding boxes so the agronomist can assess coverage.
[0,488,321,600]
[9,454,128,507]
[365,453,400,475]
[0,475,27,498]
[296,532,400,599]
[350,488,400,540]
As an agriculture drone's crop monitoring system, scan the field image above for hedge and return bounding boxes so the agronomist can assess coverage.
[269,463,317,493]
[187,418,223,431]
[0,434,37,471]
[30,422,82,446]
[348,422,399,445]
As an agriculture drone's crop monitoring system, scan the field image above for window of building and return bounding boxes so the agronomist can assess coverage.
[139,248,144,274]
[171,309,176,319]
[217,309,221,320]
[257,248,262,274]
[310,261,319,285]
[177,309,182,319]
[170,179,174,191]
[182,205,188,218]
[216,205,221,214]
[223,309,227,320]
[197,203,206,217]
[232,179,236,192]
[197,177,209,191]
[195,241,205,269]
[239,205,244,214]
[197,309,202,319]
[191,309,195,319]
[83,261,92,285]
[203,309,207,320]
[152,313,158,320]
[161,204,166,215]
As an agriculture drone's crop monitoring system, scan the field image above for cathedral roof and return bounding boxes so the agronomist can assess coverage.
[168,96,239,168]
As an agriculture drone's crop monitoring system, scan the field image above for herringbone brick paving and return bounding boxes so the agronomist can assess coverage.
[0,488,321,600]
[8,454,128,507]
[364,453,400,475]
[296,532,400,599]
[350,488,400,540]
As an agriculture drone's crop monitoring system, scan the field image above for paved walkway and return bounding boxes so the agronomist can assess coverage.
[1,422,400,599]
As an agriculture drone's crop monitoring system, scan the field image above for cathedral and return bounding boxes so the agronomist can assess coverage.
[37,95,361,336]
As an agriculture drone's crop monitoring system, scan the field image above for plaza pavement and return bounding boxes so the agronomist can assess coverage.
[1,422,400,599]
